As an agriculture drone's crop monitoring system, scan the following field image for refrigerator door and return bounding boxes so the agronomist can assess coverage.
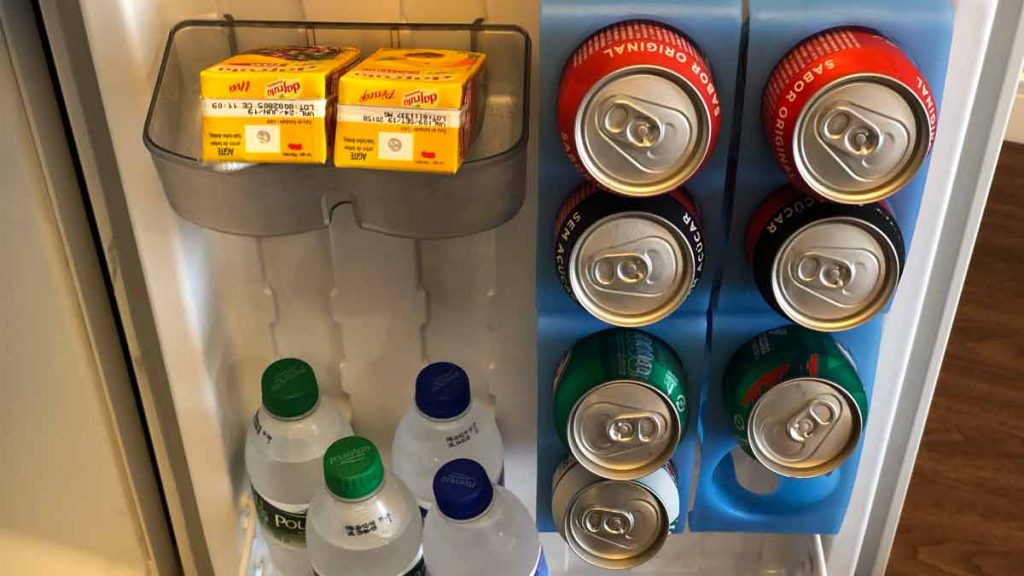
[0,1,176,574]
[831,2,1024,573]
[35,0,1024,574]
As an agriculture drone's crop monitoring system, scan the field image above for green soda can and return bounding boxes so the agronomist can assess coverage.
[724,325,868,478]
[553,328,688,480]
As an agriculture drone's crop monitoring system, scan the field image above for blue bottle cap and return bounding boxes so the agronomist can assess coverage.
[433,459,494,521]
[415,362,471,420]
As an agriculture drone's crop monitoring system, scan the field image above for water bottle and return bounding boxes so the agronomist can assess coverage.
[423,459,547,576]
[245,358,353,576]
[391,362,504,511]
[308,436,425,576]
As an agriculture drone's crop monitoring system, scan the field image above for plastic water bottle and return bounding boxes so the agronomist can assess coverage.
[424,459,547,576]
[391,362,504,511]
[308,436,425,576]
[245,358,353,576]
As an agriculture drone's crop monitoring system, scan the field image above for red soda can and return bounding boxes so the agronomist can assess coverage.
[558,20,721,197]
[763,27,937,204]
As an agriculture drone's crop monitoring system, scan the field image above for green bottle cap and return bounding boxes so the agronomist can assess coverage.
[261,358,319,419]
[323,436,384,500]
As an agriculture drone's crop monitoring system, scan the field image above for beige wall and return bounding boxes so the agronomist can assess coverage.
[1005,74,1024,143]
[0,21,151,576]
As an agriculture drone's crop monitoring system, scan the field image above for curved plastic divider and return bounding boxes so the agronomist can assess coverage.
[692,311,879,533]
[536,0,744,534]
[536,0,744,317]
[711,454,843,511]
[535,312,706,534]
[690,0,952,534]
[144,19,530,238]
[715,0,953,314]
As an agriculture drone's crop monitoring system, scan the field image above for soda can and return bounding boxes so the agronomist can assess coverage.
[551,455,679,569]
[724,325,868,478]
[553,328,687,480]
[554,182,705,327]
[763,27,937,203]
[558,20,721,197]
[745,185,905,331]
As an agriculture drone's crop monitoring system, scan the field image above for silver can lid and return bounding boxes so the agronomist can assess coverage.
[772,217,900,331]
[564,480,669,569]
[748,378,863,478]
[570,212,695,327]
[568,381,681,481]
[794,77,929,203]
[577,68,710,196]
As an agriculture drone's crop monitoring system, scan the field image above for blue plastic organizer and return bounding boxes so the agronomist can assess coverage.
[536,0,744,532]
[689,0,952,533]
[536,0,952,536]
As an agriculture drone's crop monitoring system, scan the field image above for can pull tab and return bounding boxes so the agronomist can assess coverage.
[776,394,844,460]
[789,248,882,308]
[815,101,911,181]
[587,236,679,296]
[579,402,667,456]
[581,507,637,546]
[597,95,693,172]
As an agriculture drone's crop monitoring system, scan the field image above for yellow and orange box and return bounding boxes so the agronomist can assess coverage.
[200,45,360,164]
[334,48,488,174]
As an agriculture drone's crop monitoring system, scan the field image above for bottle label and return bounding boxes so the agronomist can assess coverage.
[532,549,549,576]
[252,485,307,546]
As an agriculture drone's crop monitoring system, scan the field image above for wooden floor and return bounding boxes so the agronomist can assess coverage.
[888,143,1024,574]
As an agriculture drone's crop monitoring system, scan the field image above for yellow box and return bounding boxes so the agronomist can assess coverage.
[334,48,487,174]
[200,45,360,164]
